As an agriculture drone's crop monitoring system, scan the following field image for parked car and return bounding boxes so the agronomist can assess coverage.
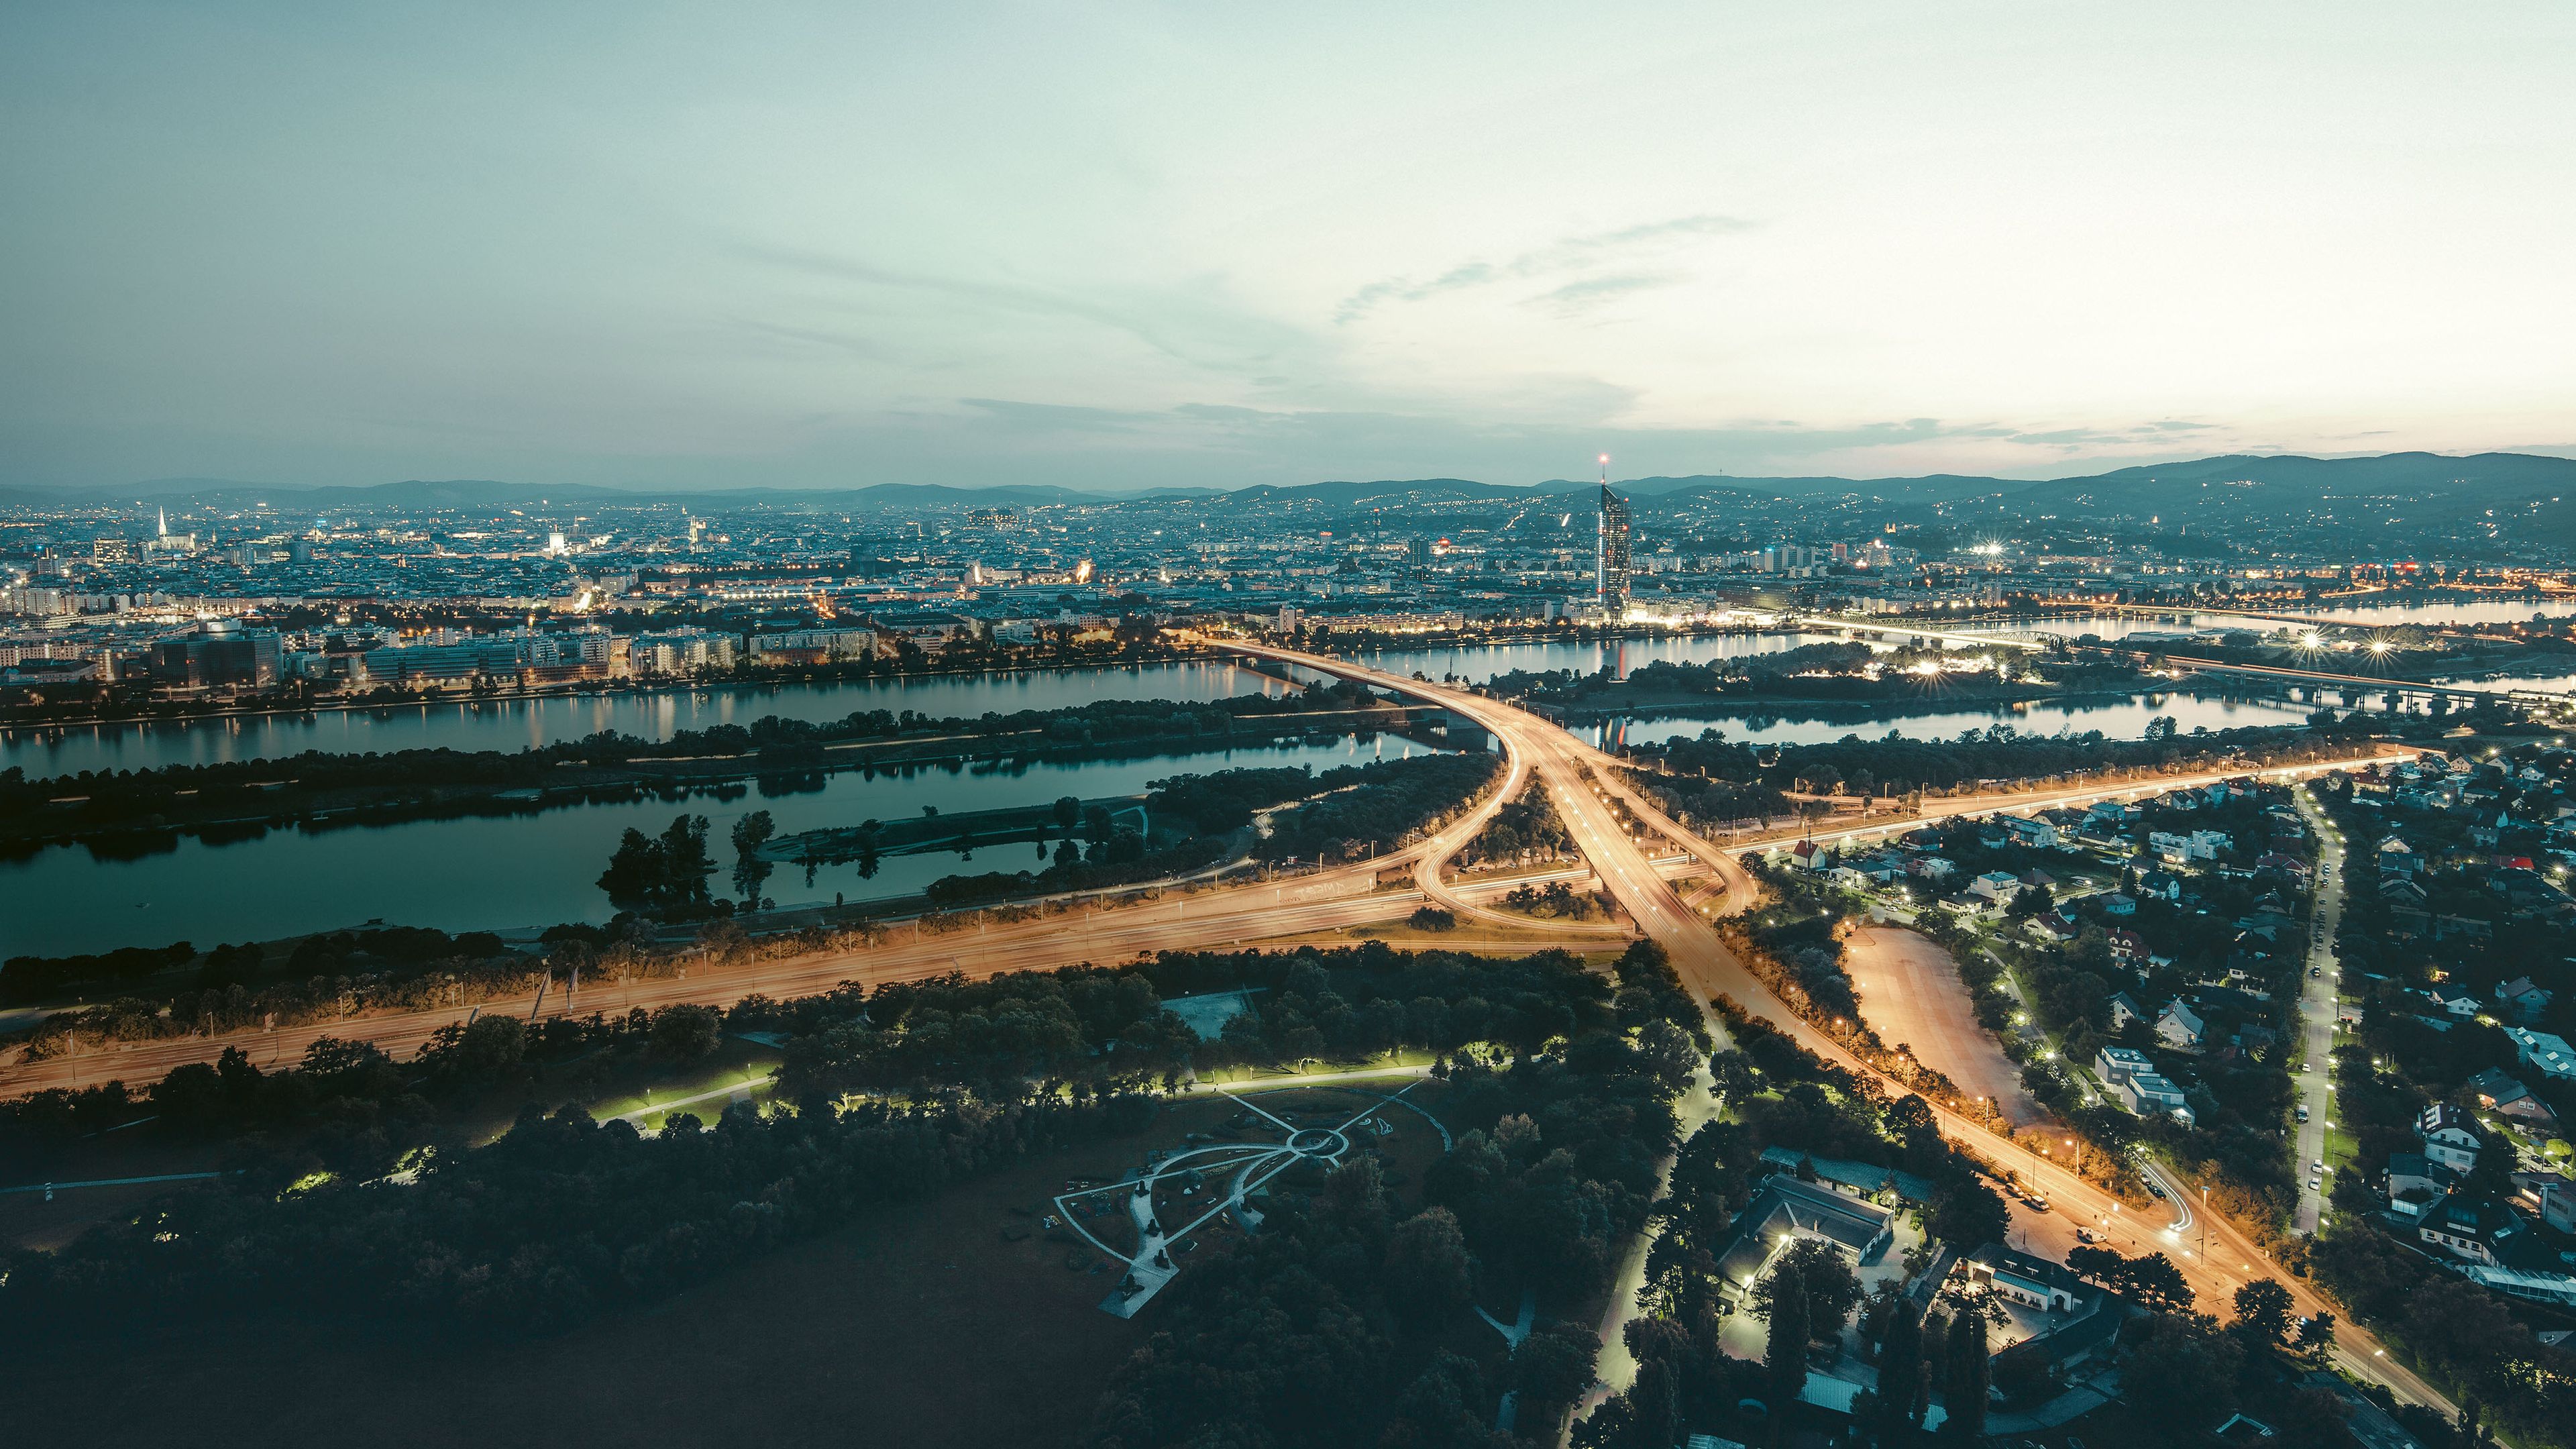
[2147,1181,2168,1199]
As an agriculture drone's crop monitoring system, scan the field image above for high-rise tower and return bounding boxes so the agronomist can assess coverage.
[1595,455,1632,618]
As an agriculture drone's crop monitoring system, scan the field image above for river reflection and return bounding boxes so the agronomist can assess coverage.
[1578,690,2321,751]
[1,661,1287,777]
[0,732,1436,959]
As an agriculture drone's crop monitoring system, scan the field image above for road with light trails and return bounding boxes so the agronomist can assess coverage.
[1236,644,2451,1413]
[2,642,2451,1409]
[1,857,1651,1095]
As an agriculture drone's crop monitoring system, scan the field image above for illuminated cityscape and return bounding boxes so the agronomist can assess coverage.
[3,7,2573,1449]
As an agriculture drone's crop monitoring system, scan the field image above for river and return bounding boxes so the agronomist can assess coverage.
[0,660,1287,777]
[1577,689,2321,750]
[0,732,1436,959]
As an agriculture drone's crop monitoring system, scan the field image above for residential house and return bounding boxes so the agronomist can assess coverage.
[2099,892,2138,917]
[2416,1105,2483,1173]
[1786,840,1827,871]
[2378,837,2419,873]
[2384,1152,2451,1218]
[2000,815,2059,849]
[2505,1028,2576,1082]
[2156,1000,2206,1051]
[2253,852,2312,887]
[2418,1197,2517,1265]
[2512,1171,2576,1234]
[2105,992,2146,1031]
[1961,1244,2093,1313]
[2137,869,2184,902]
[2026,910,2080,944]
[2149,831,2200,864]
[2464,1069,2559,1130]
[2098,1048,2192,1122]
[2493,977,2555,1024]
[1968,871,2023,906]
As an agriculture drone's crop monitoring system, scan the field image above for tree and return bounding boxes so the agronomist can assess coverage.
[596,814,716,913]
[1762,1258,1812,1411]
[1928,1179,2008,1248]
[2123,1311,2241,1432]
[598,826,665,907]
[1512,1320,1602,1421]
[649,1004,723,1063]
[1942,1300,1989,1439]
[1752,1239,1862,1344]
[1052,795,1081,833]
[2068,1244,2194,1310]
[2231,1279,2295,1356]
[1876,1296,1927,1441]
[1384,1208,1474,1327]
[729,810,776,902]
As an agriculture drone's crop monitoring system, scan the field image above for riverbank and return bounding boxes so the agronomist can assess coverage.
[0,698,1431,853]
[0,640,1220,732]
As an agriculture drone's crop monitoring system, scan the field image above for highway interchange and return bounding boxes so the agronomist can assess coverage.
[2,642,2449,1411]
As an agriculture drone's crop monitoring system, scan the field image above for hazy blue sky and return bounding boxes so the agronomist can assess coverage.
[4,2,2571,492]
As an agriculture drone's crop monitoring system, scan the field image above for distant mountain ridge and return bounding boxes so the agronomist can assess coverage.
[7,451,2573,517]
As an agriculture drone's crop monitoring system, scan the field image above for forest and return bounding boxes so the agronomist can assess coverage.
[1085,940,1708,1448]
[1,941,1663,1358]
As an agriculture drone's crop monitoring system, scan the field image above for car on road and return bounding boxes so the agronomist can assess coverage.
[2313,1159,2324,1173]
[2312,967,2322,977]
[2076,1228,2098,1244]
[2147,1180,2167,1198]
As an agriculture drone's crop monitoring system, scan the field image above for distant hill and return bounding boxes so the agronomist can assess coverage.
[1221,478,1542,508]
[1540,473,2008,504]
[2015,451,2576,509]
[11,453,2573,535]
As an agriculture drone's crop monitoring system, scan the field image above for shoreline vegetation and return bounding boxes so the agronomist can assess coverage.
[0,752,1507,1053]
[0,683,1424,853]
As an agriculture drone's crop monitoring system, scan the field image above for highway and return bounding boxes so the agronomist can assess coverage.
[1237,646,2451,1412]
[0,643,2454,1409]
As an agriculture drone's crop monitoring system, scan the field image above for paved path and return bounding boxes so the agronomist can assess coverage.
[2292,784,2348,1234]
[1845,924,2044,1126]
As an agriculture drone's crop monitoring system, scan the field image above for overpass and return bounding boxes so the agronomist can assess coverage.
[1236,641,2451,1412]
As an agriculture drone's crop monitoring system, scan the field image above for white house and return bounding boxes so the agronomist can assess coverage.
[2156,1000,2206,1051]
[1969,871,2023,905]
[1999,815,2059,849]
[2417,1104,2483,1173]
[1962,1244,2093,1313]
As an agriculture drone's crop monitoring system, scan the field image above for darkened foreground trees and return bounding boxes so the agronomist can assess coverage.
[0,941,1647,1360]
[1085,941,1705,1448]
[2308,1220,2575,1447]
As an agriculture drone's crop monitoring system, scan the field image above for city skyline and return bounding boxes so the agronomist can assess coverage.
[5,3,2574,496]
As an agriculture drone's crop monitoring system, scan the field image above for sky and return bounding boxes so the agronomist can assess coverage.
[3,1,2573,494]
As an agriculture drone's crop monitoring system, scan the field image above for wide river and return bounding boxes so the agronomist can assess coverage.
[0,627,2475,959]
[0,660,1287,777]
[0,733,1441,959]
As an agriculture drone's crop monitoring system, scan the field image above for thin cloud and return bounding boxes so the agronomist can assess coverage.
[1334,213,1753,323]
[1523,272,1680,317]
